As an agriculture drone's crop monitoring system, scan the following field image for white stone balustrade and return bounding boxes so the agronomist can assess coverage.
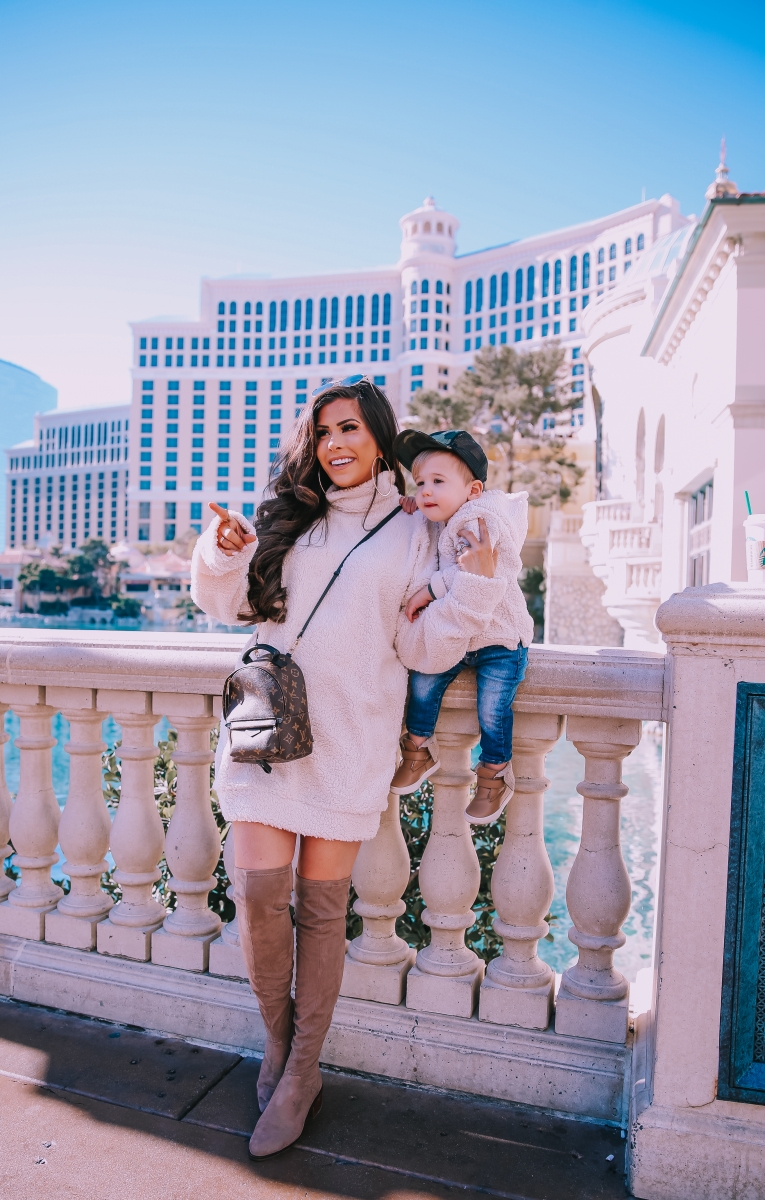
[96,692,165,961]
[405,684,485,1019]
[479,712,562,1028]
[0,685,61,939]
[46,688,113,950]
[342,788,416,1004]
[556,716,641,1043]
[0,703,15,903]
[0,630,665,1059]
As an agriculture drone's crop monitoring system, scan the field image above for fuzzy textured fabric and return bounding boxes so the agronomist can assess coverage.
[424,489,534,653]
[191,474,506,841]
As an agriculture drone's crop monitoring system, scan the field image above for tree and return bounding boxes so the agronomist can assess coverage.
[452,343,584,505]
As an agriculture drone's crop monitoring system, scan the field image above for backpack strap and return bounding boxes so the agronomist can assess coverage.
[289,505,401,651]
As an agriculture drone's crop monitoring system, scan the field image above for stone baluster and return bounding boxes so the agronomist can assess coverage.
[96,691,165,961]
[555,716,641,1043]
[209,822,248,979]
[45,688,114,950]
[479,712,563,1029]
[0,685,60,939]
[342,788,416,1004]
[406,676,484,1018]
[152,695,222,971]
[0,702,15,902]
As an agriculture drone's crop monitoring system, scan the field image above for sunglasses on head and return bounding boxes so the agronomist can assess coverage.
[311,374,373,398]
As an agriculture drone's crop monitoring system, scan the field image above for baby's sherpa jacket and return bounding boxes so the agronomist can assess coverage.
[427,489,534,653]
[190,474,506,842]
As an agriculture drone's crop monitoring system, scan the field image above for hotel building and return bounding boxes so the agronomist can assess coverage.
[127,193,687,543]
[5,404,129,550]
[4,193,689,551]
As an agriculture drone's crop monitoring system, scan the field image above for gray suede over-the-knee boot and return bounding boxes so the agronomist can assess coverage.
[235,863,295,1112]
[248,873,350,1160]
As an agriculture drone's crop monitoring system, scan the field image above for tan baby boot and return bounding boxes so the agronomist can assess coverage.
[465,762,515,825]
[390,734,440,795]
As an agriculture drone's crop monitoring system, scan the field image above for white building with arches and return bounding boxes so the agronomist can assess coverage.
[543,154,765,650]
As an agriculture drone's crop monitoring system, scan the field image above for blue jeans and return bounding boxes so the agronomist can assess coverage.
[406,644,529,766]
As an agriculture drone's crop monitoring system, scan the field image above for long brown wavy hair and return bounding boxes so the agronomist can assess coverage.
[240,380,405,624]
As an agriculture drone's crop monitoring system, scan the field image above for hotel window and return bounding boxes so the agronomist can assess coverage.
[383,293,391,325]
[598,247,605,264]
[514,269,522,304]
[371,294,379,325]
[345,296,353,327]
[320,298,327,328]
[500,272,508,307]
[526,266,535,302]
[280,300,287,331]
[269,301,276,332]
[294,299,302,330]
[489,275,497,309]
[569,256,577,293]
[598,270,604,285]
[609,243,617,260]
[151,337,158,349]
[625,237,632,255]
[688,480,714,586]
[464,281,472,314]
[305,299,313,329]
[357,295,365,326]
[582,253,590,290]
[331,297,339,328]
[609,266,616,282]
[541,262,550,298]
[554,259,562,295]
[637,233,645,251]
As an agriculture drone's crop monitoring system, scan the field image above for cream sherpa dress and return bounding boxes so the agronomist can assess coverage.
[191,474,507,841]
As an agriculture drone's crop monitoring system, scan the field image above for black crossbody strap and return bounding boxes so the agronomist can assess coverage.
[290,505,401,651]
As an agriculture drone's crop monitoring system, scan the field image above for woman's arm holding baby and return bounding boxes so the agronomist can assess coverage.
[396,518,506,673]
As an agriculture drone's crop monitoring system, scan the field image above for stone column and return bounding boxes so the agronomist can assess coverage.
[208,823,248,979]
[0,702,15,902]
[96,691,165,961]
[341,789,416,1004]
[406,681,484,1018]
[46,688,113,950]
[0,685,60,939]
[556,715,641,1043]
[152,695,222,972]
[479,712,563,1029]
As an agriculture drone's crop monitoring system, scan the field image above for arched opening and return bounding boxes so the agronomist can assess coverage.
[653,415,665,523]
[654,415,665,474]
[636,408,646,503]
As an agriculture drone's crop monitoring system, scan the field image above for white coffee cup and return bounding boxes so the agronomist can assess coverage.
[744,514,765,582]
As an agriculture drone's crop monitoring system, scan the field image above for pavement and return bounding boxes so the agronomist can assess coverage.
[0,997,630,1200]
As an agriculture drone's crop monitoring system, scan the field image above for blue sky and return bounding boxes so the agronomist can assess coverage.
[0,0,763,409]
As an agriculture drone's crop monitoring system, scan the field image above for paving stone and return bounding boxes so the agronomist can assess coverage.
[184,1057,627,1199]
[0,1000,240,1119]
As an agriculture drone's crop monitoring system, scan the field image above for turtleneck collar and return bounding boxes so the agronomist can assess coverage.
[326,471,400,516]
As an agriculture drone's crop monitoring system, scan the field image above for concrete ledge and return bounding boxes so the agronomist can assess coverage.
[0,933,631,1125]
[629,1101,765,1200]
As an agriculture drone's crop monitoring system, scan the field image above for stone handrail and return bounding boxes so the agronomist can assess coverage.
[0,629,666,1044]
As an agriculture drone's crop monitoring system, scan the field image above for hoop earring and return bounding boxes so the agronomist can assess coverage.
[373,456,393,498]
[318,472,329,495]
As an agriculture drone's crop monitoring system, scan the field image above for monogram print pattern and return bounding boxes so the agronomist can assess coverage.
[223,653,313,765]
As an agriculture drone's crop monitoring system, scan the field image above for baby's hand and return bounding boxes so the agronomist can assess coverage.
[399,495,418,515]
[406,586,434,622]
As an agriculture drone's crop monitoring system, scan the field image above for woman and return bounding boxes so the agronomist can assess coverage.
[191,378,503,1160]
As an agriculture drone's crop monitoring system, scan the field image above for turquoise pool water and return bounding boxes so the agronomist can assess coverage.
[2,713,662,982]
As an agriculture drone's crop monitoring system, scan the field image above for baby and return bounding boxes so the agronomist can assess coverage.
[391,428,534,824]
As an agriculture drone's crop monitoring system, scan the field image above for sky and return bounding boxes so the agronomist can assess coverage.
[0,0,764,411]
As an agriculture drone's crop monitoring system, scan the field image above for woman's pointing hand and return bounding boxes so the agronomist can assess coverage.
[209,502,257,557]
[456,517,497,579]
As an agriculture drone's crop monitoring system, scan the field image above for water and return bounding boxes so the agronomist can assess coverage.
[0,611,243,635]
[3,711,662,981]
